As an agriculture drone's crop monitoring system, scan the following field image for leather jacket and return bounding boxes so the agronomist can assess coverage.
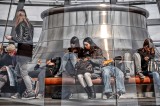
[12,21,33,57]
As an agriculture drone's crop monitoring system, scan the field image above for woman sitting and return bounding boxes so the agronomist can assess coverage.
[76,37,105,99]
[123,38,160,90]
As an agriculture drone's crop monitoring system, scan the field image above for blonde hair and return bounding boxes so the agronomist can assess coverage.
[5,44,16,53]
[15,11,29,27]
[0,43,3,50]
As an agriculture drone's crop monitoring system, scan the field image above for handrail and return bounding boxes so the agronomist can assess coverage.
[2,0,13,47]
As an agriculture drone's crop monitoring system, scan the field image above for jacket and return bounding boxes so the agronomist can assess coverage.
[83,47,105,67]
[12,21,33,57]
[138,48,155,71]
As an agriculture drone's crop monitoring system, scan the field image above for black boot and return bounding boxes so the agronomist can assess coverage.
[84,86,91,99]
[88,86,96,99]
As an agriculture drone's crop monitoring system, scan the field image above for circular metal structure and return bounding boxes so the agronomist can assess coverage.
[33,3,149,60]
[41,4,149,18]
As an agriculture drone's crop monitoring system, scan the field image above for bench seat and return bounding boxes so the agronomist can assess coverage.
[44,76,153,85]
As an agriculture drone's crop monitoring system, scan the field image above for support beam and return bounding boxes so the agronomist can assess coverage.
[0,19,42,27]
[110,0,117,4]
[156,0,160,15]
[147,19,160,26]
[64,0,71,5]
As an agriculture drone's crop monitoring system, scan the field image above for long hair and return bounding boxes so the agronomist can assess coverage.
[83,37,99,50]
[143,38,155,54]
[70,36,80,48]
[15,9,29,27]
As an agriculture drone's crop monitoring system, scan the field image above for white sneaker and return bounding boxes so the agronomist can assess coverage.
[36,94,43,99]
[125,73,131,79]
[11,93,21,99]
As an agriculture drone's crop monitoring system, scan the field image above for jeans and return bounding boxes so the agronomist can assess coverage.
[143,71,160,90]
[102,65,125,93]
[37,69,45,94]
[60,53,77,99]
[14,56,33,92]
[123,52,142,74]
[62,53,77,71]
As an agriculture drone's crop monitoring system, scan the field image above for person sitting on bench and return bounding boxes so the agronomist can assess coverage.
[123,38,160,90]
[77,37,105,99]
[0,44,17,94]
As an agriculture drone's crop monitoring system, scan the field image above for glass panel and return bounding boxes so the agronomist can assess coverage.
[133,4,160,19]
[148,26,160,41]
[0,4,17,20]
[0,26,12,42]
[24,6,51,21]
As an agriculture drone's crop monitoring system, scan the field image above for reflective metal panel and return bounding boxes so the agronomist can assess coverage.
[69,12,77,25]
[90,25,112,38]
[47,40,63,52]
[48,15,53,29]
[121,12,129,26]
[131,13,138,27]
[64,12,70,26]
[114,39,132,50]
[132,40,144,50]
[39,30,48,42]
[50,28,64,40]
[42,17,46,30]
[52,14,58,28]
[63,26,76,40]
[112,11,121,25]
[87,11,93,25]
[99,11,112,25]
[137,14,142,28]
[112,26,131,39]
[77,11,86,25]
[75,26,89,39]
[131,28,148,40]
[57,13,64,27]
[45,16,49,29]
[93,38,114,51]
[92,11,99,25]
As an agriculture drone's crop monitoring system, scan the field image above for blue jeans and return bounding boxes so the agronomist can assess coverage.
[62,53,77,76]
[102,65,125,93]
[143,71,160,90]
[62,53,77,71]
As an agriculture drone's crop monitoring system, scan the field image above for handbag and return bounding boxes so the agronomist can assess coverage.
[75,59,93,74]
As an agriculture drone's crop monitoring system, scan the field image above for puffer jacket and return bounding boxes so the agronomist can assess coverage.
[12,21,33,57]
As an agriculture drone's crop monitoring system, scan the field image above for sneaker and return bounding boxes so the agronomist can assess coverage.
[11,93,21,99]
[125,73,131,79]
[36,94,43,99]
[138,72,145,79]
[105,93,114,99]
[21,90,35,100]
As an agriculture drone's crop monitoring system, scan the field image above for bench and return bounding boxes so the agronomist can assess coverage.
[44,76,155,99]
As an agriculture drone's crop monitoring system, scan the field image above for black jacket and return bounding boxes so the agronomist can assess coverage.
[34,57,61,77]
[138,48,155,71]
[12,21,33,57]
[68,47,84,58]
